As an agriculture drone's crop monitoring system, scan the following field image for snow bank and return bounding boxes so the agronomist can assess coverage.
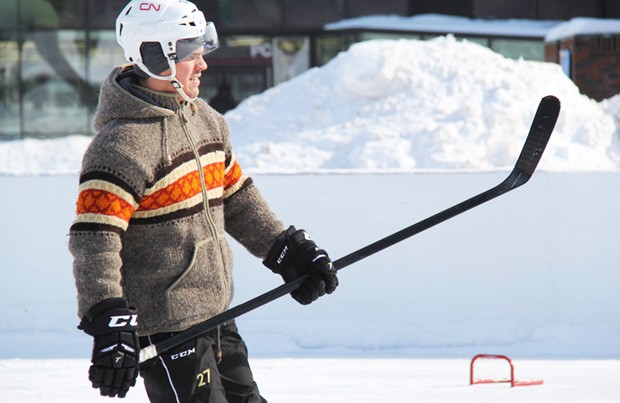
[0,135,91,176]
[226,37,619,173]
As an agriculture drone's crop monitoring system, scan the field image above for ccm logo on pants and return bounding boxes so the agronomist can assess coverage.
[171,348,196,360]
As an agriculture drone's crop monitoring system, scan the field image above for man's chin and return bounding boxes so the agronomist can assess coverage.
[180,89,199,100]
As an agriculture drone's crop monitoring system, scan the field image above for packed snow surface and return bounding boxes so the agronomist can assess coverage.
[2,358,618,403]
[1,36,619,175]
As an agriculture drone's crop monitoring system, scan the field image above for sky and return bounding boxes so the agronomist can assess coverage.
[0,36,618,402]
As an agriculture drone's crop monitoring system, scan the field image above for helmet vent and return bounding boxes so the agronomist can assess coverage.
[125,6,132,15]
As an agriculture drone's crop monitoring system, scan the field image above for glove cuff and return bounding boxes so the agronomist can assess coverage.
[263,225,297,274]
[85,298,128,320]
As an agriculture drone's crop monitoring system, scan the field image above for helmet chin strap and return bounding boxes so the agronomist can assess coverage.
[164,56,197,103]
[171,79,197,103]
[135,60,198,104]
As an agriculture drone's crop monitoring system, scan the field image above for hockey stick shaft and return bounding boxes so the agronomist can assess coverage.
[139,95,560,363]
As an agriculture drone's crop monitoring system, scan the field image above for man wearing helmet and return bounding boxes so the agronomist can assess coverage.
[69,0,338,401]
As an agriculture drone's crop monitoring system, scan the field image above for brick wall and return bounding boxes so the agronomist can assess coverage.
[545,35,620,101]
[544,41,560,63]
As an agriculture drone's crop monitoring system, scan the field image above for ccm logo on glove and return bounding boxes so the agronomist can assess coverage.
[264,226,339,305]
[276,245,288,264]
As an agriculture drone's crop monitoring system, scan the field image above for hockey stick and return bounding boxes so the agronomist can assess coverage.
[139,95,560,363]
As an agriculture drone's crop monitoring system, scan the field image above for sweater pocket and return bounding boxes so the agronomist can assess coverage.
[164,238,231,321]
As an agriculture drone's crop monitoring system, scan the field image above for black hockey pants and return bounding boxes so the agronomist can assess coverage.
[138,320,267,403]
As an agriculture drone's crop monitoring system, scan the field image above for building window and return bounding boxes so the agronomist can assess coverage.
[20,30,92,137]
[0,37,20,139]
[315,33,357,66]
[559,48,571,77]
[202,35,273,106]
[490,38,545,61]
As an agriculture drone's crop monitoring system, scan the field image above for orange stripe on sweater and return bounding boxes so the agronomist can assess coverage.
[224,161,243,191]
[76,189,135,222]
[138,162,226,212]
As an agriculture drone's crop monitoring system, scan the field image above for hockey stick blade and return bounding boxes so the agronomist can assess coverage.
[139,95,560,363]
[511,95,561,186]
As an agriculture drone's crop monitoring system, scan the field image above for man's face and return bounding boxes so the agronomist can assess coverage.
[173,47,208,99]
[151,47,208,100]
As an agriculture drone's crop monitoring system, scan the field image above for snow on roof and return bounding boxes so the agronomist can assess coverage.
[545,17,620,42]
[325,14,561,39]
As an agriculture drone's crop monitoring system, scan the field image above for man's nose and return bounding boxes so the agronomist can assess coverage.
[197,57,208,71]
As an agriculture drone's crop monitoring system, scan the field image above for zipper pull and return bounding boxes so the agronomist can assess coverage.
[178,108,189,124]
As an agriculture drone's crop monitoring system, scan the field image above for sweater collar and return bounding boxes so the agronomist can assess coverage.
[131,84,186,112]
[115,65,189,112]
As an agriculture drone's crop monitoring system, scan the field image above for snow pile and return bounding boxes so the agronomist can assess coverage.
[227,36,619,173]
[0,135,92,176]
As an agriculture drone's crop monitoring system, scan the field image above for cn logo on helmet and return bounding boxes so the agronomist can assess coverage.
[139,2,161,11]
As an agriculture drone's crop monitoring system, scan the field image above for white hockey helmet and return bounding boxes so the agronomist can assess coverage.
[116,0,218,82]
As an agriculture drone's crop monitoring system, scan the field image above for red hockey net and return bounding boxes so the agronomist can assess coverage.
[470,354,543,387]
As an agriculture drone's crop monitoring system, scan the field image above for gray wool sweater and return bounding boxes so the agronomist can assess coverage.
[69,65,284,335]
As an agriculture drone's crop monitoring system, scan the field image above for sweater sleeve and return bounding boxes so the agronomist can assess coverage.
[69,139,148,319]
[215,114,285,258]
[224,179,285,259]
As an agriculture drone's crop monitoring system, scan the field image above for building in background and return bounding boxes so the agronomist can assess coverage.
[544,19,620,101]
[1,0,618,139]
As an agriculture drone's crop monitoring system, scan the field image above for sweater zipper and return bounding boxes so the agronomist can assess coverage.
[178,106,230,311]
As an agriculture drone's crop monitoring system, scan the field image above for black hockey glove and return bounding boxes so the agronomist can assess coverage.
[264,225,338,305]
[78,298,139,398]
